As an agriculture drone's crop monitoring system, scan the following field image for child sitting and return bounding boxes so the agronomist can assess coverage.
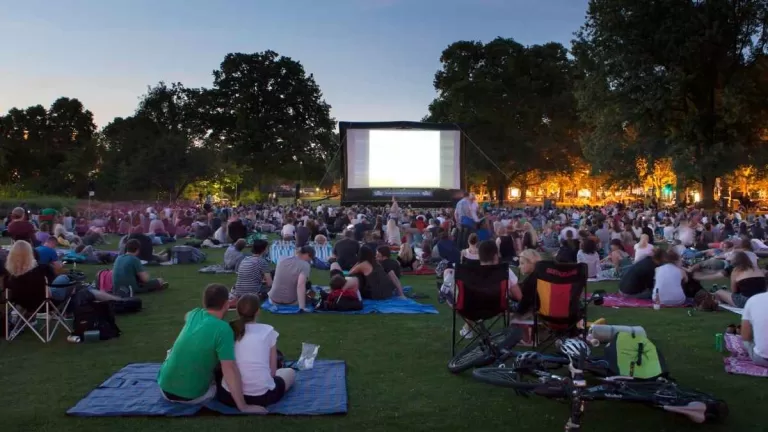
[316,275,363,311]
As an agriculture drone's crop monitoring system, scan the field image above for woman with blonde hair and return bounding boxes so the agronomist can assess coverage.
[4,241,53,314]
[510,249,543,313]
[397,243,420,270]
[633,234,654,263]
[386,218,401,246]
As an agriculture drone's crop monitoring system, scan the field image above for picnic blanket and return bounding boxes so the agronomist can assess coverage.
[588,277,619,282]
[269,242,333,264]
[600,294,693,308]
[723,334,768,377]
[719,304,744,315]
[67,361,348,416]
[402,266,436,276]
[262,286,437,315]
[198,264,235,274]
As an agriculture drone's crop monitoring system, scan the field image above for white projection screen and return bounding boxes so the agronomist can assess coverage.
[345,129,461,189]
[340,121,464,204]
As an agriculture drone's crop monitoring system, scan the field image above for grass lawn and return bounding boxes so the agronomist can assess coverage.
[1,236,765,432]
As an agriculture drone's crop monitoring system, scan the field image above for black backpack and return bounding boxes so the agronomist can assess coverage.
[73,294,122,340]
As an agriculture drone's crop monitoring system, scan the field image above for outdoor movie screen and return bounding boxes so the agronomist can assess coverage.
[345,128,461,189]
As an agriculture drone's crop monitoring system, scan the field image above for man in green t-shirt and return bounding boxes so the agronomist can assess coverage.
[157,283,266,413]
[112,239,167,294]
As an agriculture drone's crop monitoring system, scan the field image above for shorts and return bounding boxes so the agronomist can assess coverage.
[218,377,286,407]
[162,383,216,405]
[732,293,750,308]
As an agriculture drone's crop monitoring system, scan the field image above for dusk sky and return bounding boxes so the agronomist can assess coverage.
[0,0,590,127]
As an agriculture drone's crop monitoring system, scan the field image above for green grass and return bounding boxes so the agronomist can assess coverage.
[0,236,764,432]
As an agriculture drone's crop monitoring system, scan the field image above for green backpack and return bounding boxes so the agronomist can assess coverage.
[604,332,668,379]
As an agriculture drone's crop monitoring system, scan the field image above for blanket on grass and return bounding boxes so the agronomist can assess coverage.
[262,286,437,315]
[67,361,348,416]
[724,333,768,378]
[600,294,693,308]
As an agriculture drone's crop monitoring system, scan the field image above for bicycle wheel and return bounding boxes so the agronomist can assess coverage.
[472,367,568,397]
[613,380,729,423]
[447,327,519,374]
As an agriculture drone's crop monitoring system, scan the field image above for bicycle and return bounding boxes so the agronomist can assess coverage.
[472,346,728,430]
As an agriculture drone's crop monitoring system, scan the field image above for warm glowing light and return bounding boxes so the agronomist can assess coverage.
[578,189,591,198]
[694,192,701,202]
[509,188,520,198]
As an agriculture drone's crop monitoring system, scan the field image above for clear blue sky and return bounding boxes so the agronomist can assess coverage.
[0,0,589,128]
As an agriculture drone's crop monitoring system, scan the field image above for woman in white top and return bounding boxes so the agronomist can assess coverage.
[281,219,296,240]
[654,250,688,306]
[218,294,295,407]
[633,234,654,263]
[386,218,401,246]
[576,238,601,278]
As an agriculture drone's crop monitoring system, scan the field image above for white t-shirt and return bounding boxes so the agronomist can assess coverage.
[743,292,768,358]
[222,323,278,396]
[654,264,686,306]
[508,269,519,287]
[281,224,296,238]
[634,243,654,263]
[677,227,695,247]
[576,250,601,278]
[663,226,675,242]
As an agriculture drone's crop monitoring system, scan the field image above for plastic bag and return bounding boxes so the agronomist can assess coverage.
[297,342,320,370]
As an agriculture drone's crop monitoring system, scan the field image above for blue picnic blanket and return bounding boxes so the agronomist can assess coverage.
[262,286,438,315]
[67,361,347,417]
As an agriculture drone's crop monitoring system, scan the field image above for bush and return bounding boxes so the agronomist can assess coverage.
[0,195,79,217]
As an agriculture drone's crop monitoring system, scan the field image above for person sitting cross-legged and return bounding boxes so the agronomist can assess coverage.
[224,239,248,271]
[741,291,768,367]
[232,240,272,301]
[158,284,267,413]
[216,294,295,408]
[112,239,168,295]
[267,246,315,312]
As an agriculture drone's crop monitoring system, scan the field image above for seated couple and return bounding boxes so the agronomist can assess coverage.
[158,284,294,412]
[328,245,405,302]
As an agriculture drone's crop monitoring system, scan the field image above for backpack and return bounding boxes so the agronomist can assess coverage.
[112,297,143,314]
[604,332,668,379]
[172,245,207,264]
[95,269,114,293]
[317,289,363,312]
[72,295,122,340]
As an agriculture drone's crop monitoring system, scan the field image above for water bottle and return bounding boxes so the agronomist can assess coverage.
[67,335,81,343]
[653,288,661,310]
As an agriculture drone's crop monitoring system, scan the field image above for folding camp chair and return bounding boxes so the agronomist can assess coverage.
[448,263,520,373]
[530,261,598,349]
[5,276,77,343]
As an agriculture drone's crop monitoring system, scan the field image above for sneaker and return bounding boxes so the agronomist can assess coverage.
[459,327,474,339]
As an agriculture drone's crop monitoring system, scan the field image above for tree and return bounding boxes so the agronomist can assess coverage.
[0,98,97,196]
[425,38,582,203]
[574,0,768,208]
[636,157,676,198]
[202,51,336,188]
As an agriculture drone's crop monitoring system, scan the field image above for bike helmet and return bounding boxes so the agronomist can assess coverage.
[512,351,543,370]
[560,338,591,359]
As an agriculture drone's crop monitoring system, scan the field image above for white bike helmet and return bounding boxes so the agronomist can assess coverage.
[512,351,542,370]
[560,338,591,359]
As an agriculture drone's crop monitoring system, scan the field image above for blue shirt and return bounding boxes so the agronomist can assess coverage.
[35,245,59,265]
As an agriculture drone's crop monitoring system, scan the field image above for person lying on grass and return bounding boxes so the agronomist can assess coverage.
[157,284,267,413]
[217,294,295,408]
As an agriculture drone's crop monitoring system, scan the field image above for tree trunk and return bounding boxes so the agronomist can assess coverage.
[700,174,716,209]
[675,174,686,205]
[558,186,565,201]
[497,182,506,207]
[519,182,527,203]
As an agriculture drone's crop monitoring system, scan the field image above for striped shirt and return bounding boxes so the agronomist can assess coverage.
[233,256,271,297]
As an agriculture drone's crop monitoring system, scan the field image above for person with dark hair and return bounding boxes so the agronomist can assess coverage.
[268,246,315,311]
[112,239,167,294]
[224,239,248,271]
[714,251,767,307]
[158,284,266,413]
[576,238,600,278]
[619,248,664,299]
[217,294,295,408]
[331,230,359,271]
[653,249,688,306]
[597,239,632,279]
[330,245,399,299]
[227,215,247,243]
[376,245,404,296]
[232,239,272,299]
